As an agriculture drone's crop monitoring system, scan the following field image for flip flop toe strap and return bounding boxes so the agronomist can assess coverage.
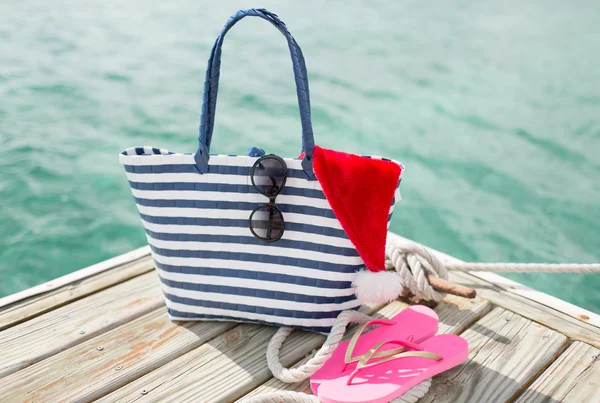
[345,319,403,364]
[347,340,441,386]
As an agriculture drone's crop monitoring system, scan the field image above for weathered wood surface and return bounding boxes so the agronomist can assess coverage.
[239,354,314,400]
[429,295,492,335]
[240,295,491,402]
[1,235,599,402]
[515,341,600,403]
[418,307,568,403]
[0,309,237,402]
[0,252,154,331]
[99,303,382,403]
[0,271,163,378]
[469,271,600,329]
[103,323,291,403]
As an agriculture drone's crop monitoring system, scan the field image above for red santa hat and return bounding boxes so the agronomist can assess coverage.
[312,145,404,304]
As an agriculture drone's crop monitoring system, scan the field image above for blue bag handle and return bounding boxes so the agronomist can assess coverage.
[194,8,315,179]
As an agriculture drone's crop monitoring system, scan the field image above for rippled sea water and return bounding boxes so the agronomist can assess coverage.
[1,1,599,312]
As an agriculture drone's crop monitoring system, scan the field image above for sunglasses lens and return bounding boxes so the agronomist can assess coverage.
[251,156,287,197]
[249,205,285,242]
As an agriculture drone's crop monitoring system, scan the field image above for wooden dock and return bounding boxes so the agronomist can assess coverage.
[1,233,598,402]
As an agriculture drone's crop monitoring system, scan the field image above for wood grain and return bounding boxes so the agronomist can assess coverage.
[515,341,600,403]
[239,354,314,400]
[103,323,285,403]
[240,294,491,402]
[0,309,236,402]
[435,294,492,335]
[419,307,568,403]
[0,271,163,378]
[0,254,154,331]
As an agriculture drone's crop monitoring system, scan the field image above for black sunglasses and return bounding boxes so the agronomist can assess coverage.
[249,154,288,242]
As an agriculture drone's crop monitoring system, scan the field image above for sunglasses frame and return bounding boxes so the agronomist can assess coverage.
[248,154,288,242]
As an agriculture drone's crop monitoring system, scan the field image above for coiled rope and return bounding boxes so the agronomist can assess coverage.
[241,239,600,402]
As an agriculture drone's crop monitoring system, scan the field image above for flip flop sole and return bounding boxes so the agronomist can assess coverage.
[310,305,438,394]
[317,334,469,403]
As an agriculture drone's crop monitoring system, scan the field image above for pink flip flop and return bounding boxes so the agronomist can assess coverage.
[310,305,438,395]
[317,334,469,403]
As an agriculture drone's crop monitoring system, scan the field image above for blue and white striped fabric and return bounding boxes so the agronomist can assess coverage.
[119,8,405,333]
[120,149,402,333]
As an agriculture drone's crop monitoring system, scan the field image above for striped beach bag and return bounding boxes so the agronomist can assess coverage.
[120,9,402,333]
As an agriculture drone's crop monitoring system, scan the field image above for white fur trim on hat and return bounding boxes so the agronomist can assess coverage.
[353,269,403,304]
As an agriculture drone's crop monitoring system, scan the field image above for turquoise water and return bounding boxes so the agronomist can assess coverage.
[1,1,599,312]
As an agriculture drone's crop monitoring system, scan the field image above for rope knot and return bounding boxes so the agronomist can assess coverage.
[385,242,449,303]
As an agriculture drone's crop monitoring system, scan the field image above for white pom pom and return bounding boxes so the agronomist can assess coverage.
[353,269,404,304]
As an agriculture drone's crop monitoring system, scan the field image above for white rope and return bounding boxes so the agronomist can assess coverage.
[445,262,600,273]
[385,243,448,303]
[266,310,372,383]
[385,241,600,303]
[388,241,600,274]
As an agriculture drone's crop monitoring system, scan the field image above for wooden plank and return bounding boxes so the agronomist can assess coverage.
[386,234,600,346]
[468,271,600,329]
[418,307,568,403]
[0,250,154,331]
[450,271,600,349]
[105,323,290,403]
[515,341,600,403]
[0,246,150,309]
[105,295,491,403]
[0,271,163,378]
[240,294,491,401]
[239,354,314,399]
[434,294,493,335]
[0,309,237,402]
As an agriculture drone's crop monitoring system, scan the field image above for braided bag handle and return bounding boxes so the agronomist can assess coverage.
[195,8,315,177]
